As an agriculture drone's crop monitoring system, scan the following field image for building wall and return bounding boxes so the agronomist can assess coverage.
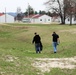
[52,16,61,23]
[65,17,76,24]
[38,15,51,23]
[31,15,52,24]
[31,18,39,23]
[0,15,5,23]
[0,14,14,23]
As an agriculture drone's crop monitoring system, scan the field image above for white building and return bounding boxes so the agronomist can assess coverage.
[51,15,76,24]
[22,14,52,24]
[52,16,61,23]
[0,13,15,23]
[31,14,52,24]
[65,16,76,24]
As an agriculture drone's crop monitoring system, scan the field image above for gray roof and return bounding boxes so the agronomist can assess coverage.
[7,12,17,17]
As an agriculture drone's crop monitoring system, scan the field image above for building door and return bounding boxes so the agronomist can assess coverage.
[44,19,46,23]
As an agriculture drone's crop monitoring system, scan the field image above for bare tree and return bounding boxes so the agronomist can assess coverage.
[16,7,23,22]
[71,0,76,3]
[44,0,76,25]
[26,4,34,16]
[45,0,66,24]
[71,0,76,24]
[65,0,76,25]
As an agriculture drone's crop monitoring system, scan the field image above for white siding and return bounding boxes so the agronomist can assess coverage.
[0,15,5,23]
[65,17,76,24]
[0,14,14,23]
[38,15,51,23]
[31,18,38,23]
[31,15,52,24]
[52,17,61,23]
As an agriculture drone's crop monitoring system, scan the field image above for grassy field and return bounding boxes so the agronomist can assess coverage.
[0,23,76,75]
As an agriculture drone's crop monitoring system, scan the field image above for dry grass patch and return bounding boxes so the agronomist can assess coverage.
[32,56,76,74]
[59,29,76,34]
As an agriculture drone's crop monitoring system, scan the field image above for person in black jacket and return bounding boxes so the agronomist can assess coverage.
[52,32,60,53]
[32,32,42,53]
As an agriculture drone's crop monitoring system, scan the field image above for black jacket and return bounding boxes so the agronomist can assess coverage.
[52,33,59,42]
[32,35,41,44]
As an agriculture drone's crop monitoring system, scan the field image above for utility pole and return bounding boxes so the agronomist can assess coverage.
[28,3,30,23]
[5,8,6,23]
[28,3,30,18]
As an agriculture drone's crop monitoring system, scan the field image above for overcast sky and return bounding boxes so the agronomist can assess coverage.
[0,0,46,13]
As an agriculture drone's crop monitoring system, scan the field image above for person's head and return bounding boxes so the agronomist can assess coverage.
[34,32,37,35]
[53,32,56,34]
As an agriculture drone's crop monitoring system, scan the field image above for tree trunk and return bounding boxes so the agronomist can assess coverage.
[70,14,72,25]
[57,0,65,24]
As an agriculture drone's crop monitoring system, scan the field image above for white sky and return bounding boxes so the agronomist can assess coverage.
[0,0,46,13]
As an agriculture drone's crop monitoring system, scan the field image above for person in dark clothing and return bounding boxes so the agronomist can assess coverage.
[52,32,60,53]
[32,32,42,53]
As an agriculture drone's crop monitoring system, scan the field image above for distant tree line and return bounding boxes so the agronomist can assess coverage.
[24,4,58,16]
[16,4,59,22]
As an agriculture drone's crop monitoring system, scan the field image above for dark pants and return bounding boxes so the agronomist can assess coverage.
[35,43,40,53]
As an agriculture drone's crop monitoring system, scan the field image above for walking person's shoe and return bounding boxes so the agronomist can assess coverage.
[54,52,56,53]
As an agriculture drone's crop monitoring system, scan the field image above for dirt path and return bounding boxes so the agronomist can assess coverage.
[32,56,76,73]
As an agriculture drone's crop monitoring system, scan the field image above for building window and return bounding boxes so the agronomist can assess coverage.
[68,18,70,21]
[48,19,50,21]
[74,17,76,21]
[40,19,42,21]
